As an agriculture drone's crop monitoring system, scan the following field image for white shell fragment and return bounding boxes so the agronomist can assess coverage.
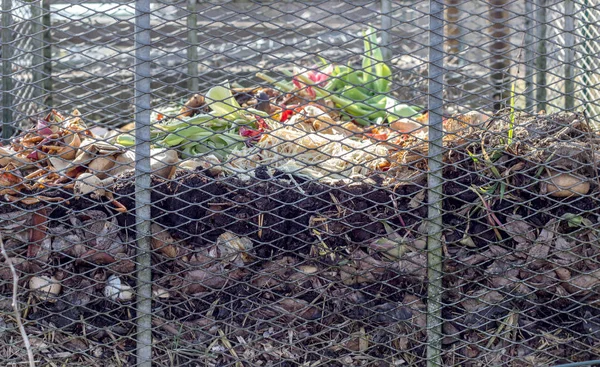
[179,154,223,176]
[73,173,115,198]
[109,148,178,178]
[74,172,103,197]
[29,275,61,302]
[58,132,81,160]
[104,275,134,302]
[152,287,170,299]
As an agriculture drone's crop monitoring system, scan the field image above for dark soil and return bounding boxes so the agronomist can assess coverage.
[114,168,426,255]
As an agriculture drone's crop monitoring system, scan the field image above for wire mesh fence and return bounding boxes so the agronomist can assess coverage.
[2,0,600,366]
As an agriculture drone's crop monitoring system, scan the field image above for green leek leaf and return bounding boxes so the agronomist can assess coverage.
[205,83,243,120]
[115,135,135,147]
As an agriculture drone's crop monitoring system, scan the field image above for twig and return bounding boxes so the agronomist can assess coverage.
[0,234,35,367]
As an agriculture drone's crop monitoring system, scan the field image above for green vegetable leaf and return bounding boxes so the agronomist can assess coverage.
[386,98,421,121]
[318,56,329,66]
[259,26,423,126]
[115,134,135,147]
[342,86,372,102]
[365,26,391,94]
[205,83,243,120]
[160,133,189,147]
[362,28,375,89]
[374,62,391,94]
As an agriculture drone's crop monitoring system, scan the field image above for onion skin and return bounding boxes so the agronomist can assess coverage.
[544,172,590,198]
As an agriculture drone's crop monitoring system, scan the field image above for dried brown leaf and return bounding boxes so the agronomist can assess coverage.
[110,253,136,274]
[151,223,179,258]
[345,327,369,352]
[277,298,320,320]
[554,237,578,264]
[409,190,425,209]
[505,215,535,247]
[563,270,600,294]
[28,208,48,258]
[178,94,205,118]
[527,242,551,270]
[397,252,427,278]
[184,263,234,293]
[461,290,504,312]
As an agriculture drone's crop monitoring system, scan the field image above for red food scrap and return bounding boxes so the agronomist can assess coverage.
[256,116,269,131]
[239,126,261,139]
[280,109,294,122]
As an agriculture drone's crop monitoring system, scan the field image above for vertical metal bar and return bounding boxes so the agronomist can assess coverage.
[187,0,199,92]
[445,0,461,66]
[2,0,14,141]
[42,0,52,107]
[581,0,595,118]
[489,0,511,111]
[31,0,43,107]
[535,0,547,112]
[380,0,392,62]
[134,0,152,365]
[564,0,574,110]
[427,0,444,366]
[524,0,535,111]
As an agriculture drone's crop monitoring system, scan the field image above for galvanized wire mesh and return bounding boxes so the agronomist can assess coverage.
[2,0,600,366]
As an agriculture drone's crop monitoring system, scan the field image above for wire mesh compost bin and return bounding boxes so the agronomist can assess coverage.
[2,0,600,366]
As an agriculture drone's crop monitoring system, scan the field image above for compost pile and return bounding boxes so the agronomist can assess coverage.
[1,34,600,366]
[1,106,599,366]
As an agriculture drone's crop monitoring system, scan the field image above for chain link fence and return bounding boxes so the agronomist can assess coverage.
[2,0,600,366]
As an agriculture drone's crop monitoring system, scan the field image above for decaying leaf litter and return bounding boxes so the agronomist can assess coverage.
[1,32,600,366]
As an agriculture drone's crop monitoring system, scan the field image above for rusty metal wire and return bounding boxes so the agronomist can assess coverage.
[2,1,600,366]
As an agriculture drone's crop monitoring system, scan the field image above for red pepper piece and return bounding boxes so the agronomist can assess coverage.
[280,109,294,122]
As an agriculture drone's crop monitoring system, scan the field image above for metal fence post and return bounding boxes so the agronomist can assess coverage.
[524,0,535,111]
[535,0,547,112]
[134,0,153,365]
[427,0,445,366]
[581,0,596,118]
[42,0,52,107]
[2,0,14,140]
[380,0,392,62]
[445,0,461,65]
[187,0,199,92]
[31,0,43,108]
[564,0,575,110]
[489,0,511,110]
